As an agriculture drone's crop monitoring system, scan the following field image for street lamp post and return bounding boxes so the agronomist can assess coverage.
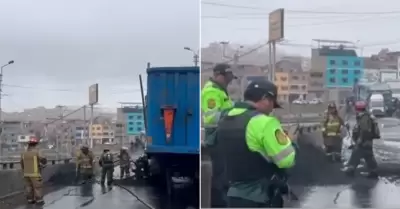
[184,47,199,67]
[0,60,14,157]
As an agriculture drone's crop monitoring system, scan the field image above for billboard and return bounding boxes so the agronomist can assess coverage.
[89,83,99,105]
[269,8,284,42]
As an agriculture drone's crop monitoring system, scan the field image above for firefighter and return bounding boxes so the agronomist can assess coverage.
[321,103,345,162]
[20,137,47,205]
[99,149,114,186]
[76,145,94,182]
[215,80,297,207]
[119,147,130,178]
[201,63,236,207]
[342,100,379,178]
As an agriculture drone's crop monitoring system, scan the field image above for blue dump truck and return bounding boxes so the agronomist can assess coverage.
[134,66,199,198]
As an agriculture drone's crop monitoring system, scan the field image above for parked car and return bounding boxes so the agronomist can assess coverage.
[292,99,307,104]
[309,98,323,104]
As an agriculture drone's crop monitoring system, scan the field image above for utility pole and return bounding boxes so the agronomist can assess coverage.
[89,104,94,149]
[220,42,244,101]
[55,105,66,159]
[83,105,87,145]
[0,60,14,157]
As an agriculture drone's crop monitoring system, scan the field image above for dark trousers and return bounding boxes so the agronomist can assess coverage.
[324,136,343,155]
[348,145,378,171]
[101,167,114,185]
[120,166,130,178]
[227,197,270,208]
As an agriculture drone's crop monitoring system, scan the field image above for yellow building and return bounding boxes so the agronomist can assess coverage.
[274,72,289,103]
[89,124,114,145]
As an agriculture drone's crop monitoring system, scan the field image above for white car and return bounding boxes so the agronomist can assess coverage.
[292,99,307,104]
[308,98,322,104]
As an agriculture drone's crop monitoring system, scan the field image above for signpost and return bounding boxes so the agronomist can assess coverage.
[88,83,98,148]
[268,8,284,82]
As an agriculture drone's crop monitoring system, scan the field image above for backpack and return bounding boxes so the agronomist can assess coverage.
[103,153,113,163]
[370,118,380,139]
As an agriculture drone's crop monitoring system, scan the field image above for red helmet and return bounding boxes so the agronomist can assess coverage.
[28,136,39,144]
[355,101,367,111]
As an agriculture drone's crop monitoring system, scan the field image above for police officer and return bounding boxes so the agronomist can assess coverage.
[76,145,94,182]
[119,147,130,178]
[99,149,114,186]
[201,63,236,207]
[342,101,379,178]
[201,63,236,146]
[322,103,345,162]
[216,80,297,207]
[20,137,47,205]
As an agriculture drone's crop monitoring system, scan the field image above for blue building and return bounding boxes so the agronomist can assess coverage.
[325,53,364,88]
[126,112,144,135]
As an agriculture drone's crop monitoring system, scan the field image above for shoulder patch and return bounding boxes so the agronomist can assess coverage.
[275,129,289,145]
[207,99,216,109]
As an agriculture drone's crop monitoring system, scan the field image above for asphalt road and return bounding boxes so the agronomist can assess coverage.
[9,146,196,209]
[286,116,400,208]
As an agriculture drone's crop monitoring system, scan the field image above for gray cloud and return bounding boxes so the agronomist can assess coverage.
[201,0,400,56]
[0,0,199,111]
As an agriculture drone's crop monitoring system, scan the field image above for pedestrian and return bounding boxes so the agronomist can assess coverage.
[119,147,130,178]
[342,100,380,178]
[321,102,345,162]
[20,136,47,205]
[215,80,297,208]
[99,149,114,186]
[76,145,94,183]
[201,63,236,207]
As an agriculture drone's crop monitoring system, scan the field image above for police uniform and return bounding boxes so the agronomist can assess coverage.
[76,146,94,181]
[20,137,47,204]
[216,80,296,208]
[201,63,236,207]
[99,149,114,185]
[343,101,379,177]
[119,147,130,178]
[201,63,235,144]
[322,104,344,161]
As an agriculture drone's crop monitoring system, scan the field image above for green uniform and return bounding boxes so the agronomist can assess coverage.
[217,103,296,206]
[202,79,233,125]
[347,112,378,174]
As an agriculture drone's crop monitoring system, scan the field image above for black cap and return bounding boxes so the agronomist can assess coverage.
[213,63,237,79]
[244,80,282,108]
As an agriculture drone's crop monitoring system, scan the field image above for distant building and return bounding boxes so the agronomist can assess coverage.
[274,72,289,102]
[310,39,363,103]
[89,116,115,144]
[116,103,145,145]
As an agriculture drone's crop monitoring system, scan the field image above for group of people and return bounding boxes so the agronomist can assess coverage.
[20,137,132,205]
[322,100,380,178]
[202,63,382,208]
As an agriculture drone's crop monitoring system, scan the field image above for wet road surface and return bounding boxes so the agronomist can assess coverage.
[11,147,197,209]
[286,116,400,208]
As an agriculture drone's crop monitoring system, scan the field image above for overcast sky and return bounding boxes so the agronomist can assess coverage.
[201,0,400,56]
[0,0,199,112]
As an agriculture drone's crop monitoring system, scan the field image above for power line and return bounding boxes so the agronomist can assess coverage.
[219,14,400,32]
[202,42,270,71]
[2,84,78,92]
[45,106,85,125]
[202,2,400,15]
